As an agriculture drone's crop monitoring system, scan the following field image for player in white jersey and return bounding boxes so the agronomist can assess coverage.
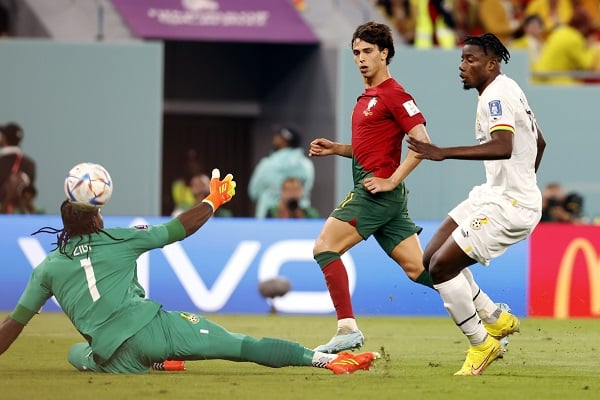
[407,33,546,376]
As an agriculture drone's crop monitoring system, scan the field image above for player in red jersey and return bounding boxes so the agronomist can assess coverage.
[309,21,434,353]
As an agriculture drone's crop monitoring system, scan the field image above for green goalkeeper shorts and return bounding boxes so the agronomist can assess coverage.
[68,310,254,373]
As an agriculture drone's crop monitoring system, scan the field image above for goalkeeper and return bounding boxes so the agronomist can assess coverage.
[0,168,379,374]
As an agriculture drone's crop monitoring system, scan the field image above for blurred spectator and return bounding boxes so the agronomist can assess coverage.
[414,0,457,48]
[293,0,307,12]
[577,0,600,78]
[266,177,319,219]
[525,0,574,37]
[532,8,600,84]
[541,181,566,221]
[562,192,586,222]
[0,173,43,214]
[380,0,483,47]
[0,4,10,37]
[170,149,203,216]
[578,0,600,30]
[478,0,522,45]
[0,122,36,212]
[541,182,586,223]
[376,0,417,45]
[172,172,232,218]
[453,0,483,43]
[21,181,44,214]
[249,125,314,219]
[511,14,545,65]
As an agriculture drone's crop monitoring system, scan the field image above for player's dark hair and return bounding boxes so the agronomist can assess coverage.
[464,33,510,64]
[351,21,395,64]
[32,200,122,257]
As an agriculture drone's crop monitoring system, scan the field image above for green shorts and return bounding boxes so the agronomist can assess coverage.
[68,310,252,373]
[331,182,421,255]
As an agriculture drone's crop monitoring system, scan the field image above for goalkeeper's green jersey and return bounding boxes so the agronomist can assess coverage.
[11,219,186,362]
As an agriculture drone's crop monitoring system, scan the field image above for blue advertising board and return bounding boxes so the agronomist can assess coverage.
[0,215,528,316]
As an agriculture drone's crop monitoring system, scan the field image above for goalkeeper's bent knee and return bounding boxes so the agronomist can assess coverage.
[68,342,99,372]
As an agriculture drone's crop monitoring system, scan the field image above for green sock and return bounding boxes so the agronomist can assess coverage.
[415,270,434,288]
[314,251,340,268]
[240,337,313,367]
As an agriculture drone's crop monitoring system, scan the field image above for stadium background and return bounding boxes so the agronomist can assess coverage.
[0,0,598,319]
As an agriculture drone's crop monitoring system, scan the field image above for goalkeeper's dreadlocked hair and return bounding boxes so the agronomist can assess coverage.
[33,200,122,257]
[464,33,510,65]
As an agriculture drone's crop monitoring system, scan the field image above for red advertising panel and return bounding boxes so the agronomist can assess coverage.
[529,223,600,318]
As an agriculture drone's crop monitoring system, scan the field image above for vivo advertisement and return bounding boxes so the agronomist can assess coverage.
[0,215,536,317]
[5,216,600,319]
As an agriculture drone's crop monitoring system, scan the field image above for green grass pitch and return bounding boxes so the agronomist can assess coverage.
[0,313,598,400]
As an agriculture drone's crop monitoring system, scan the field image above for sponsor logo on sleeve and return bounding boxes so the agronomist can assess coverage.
[402,100,420,117]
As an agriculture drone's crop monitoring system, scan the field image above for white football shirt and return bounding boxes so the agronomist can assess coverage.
[474,74,541,209]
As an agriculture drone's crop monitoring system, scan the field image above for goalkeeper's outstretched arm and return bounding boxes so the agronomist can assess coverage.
[0,315,25,357]
[177,168,236,237]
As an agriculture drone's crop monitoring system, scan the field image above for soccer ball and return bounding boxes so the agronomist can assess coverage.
[64,162,113,209]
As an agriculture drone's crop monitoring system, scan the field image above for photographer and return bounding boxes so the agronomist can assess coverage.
[0,123,37,211]
[266,177,319,219]
[0,170,42,214]
[541,182,586,223]
[248,125,315,218]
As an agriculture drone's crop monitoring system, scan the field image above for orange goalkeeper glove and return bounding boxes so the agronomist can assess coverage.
[202,168,236,212]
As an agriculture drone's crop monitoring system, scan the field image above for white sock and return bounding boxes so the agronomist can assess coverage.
[434,273,488,345]
[311,351,337,368]
[337,318,358,333]
[462,268,499,323]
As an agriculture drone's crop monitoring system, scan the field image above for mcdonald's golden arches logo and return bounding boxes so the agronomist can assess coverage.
[554,238,600,318]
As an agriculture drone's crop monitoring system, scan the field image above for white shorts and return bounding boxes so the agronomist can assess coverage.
[449,191,541,266]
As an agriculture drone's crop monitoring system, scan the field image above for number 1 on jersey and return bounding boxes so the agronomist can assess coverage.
[80,258,101,301]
